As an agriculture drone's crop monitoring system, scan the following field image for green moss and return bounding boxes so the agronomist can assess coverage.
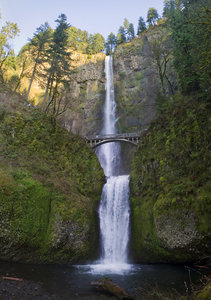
[193,282,211,300]
[0,98,104,263]
[130,95,211,263]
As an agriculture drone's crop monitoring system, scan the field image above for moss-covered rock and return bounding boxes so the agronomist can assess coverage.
[130,95,211,263]
[0,92,104,263]
[193,282,211,300]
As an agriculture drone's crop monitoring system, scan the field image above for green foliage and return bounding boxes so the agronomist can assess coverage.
[26,22,52,99]
[105,32,117,55]
[147,8,159,26]
[145,24,175,96]
[0,20,19,81]
[0,100,104,262]
[67,26,104,54]
[13,44,32,92]
[116,18,136,45]
[130,95,211,262]
[128,23,135,40]
[117,26,126,45]
[164,0,211,94]
[137,17,146,35]
[42,14,71,119]
[92,33,105,53]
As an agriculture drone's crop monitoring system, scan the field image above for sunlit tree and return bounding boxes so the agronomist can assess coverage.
[0,19,19,81]
[43,14,71,121]
[26,22,52,99]
[117,26,126,45]
[147,8,159,26]
[92,33,105,53]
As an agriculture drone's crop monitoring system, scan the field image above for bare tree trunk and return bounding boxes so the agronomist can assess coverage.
[26,52,40,100]
[14,58,27,92]
[42,72,52,111]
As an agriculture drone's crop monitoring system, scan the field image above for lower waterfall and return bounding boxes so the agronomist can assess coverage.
[99,175,130,265]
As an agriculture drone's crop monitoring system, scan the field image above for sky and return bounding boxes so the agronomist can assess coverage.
[0,0,164,55]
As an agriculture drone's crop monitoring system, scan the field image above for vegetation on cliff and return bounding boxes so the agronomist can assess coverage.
[130,0,211,263]
[0,89,104,263]
[130,95,210,262]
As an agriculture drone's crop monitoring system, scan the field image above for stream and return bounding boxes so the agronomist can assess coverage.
[0,261,201,299]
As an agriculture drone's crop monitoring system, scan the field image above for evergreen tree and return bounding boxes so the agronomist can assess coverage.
[123,18,130,33]
[147,8,159,26]
[137,17,146,34]
[43,14,71,119]
[92,33,105,53]
[128,23,135,40]
[67,26,78,50]
[77,29,89,53]
[105,32,117,55]
[86,34,93,54]
[123,18,131,40]
[117,26,126,45]
[164,0,211,93]
[0,19,19,81]
[26,22,52,100]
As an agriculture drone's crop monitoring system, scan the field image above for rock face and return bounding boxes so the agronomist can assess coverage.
[130,97,211,263]
[113,24,176,133]
[59,24,176,137]
[60,52,106,136]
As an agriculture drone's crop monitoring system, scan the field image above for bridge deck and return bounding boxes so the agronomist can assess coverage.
[86,132,140,140]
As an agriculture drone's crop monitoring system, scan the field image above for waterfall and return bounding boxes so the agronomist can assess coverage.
[95,56,130,271]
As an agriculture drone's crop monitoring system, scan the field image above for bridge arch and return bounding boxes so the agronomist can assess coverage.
[85,133,141,149]
[91,138,138,149]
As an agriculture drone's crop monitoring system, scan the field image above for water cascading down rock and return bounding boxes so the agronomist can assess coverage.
[96,56,131,271]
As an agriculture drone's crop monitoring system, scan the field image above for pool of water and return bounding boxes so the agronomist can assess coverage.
[0,261,202,299]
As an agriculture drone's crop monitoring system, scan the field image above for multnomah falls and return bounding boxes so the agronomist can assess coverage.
[96,56,131,271]
[0,1,210,296]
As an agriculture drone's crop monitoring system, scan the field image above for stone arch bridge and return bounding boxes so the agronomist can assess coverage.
[85,133,141,149]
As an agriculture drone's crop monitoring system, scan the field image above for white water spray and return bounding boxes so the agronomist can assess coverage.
[94,56,131,273]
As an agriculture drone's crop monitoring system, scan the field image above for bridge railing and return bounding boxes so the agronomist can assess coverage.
[86,132,141,140]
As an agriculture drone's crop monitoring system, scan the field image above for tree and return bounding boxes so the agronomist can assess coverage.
[116,26,126,45]
[147,8,159,26]
[137,17,146,34]
[92,33,105,53]
[67,26,78,50]
[78,29,89,53]
[26,22,52,100]
[0,20,19,81]
[163,0,175,17]
[86,34,93,54]
[128,23,135,40]
[13,43,32,92]
[164,0,211,93]
[123,18,130,34]
[43,14,71,121]
[105,32,117,55]
[145,26,175,95]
